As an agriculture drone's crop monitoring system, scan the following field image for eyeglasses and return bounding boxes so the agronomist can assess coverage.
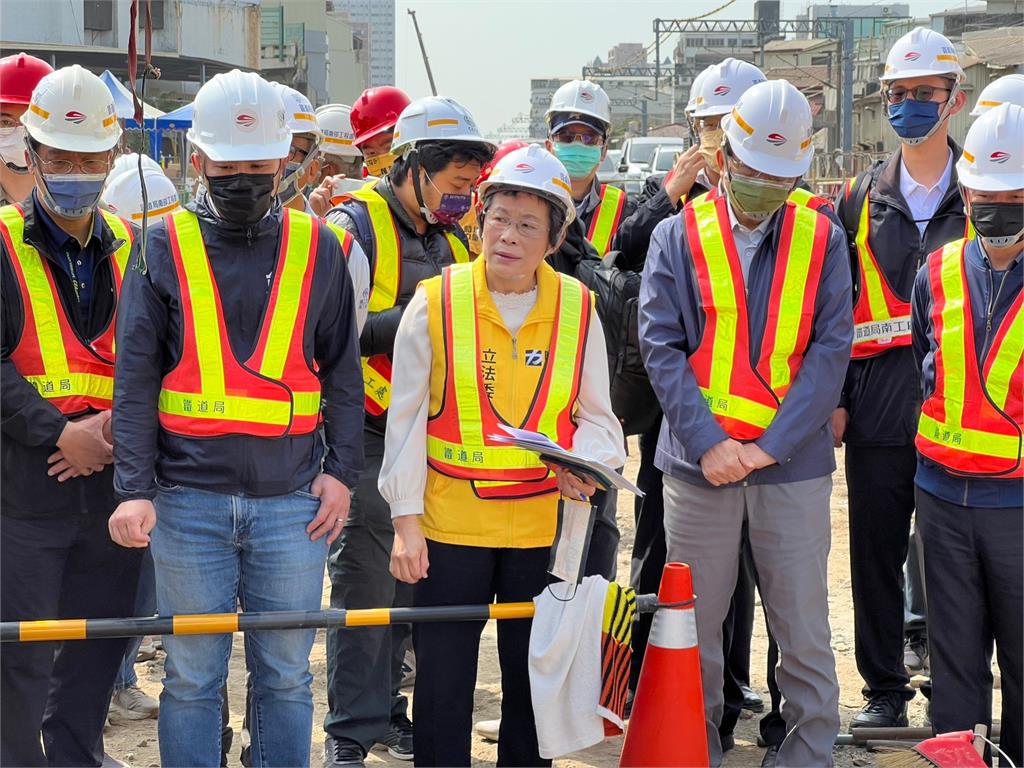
[32,152,112,175]
[288,144,311,163]
[884,84,952,105]
[485,212,549,241]
[551,128,604,147]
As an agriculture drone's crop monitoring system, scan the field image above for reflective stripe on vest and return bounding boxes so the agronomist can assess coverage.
[686,193,829,440]
[350,185,470,416]
[787,187,831,211]
[586,183,626,256]
[848,181,912,358]
[324,221,355,262]
[425,262,590,499]
[157,208,322,438]
[915,239,1023,477]
[0,204,133,414]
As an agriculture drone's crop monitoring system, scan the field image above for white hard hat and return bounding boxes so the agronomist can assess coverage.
[970,74,1024,117]
[186,70,291,162]
[545,79,612,129]
[722,79,815,178]
[102,166,181,221]
[390,96,494,156]
[881,27,963,82]
[476,143,576,226]
[957,102,1024,191]
[692,58,767,118]
[686,66,715,115]
[21,64,121,153]
[271,82,322,140]
[108,152,163,187]
[316,103,361,158]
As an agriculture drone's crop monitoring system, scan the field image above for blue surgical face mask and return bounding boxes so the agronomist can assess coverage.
[552,142,602,179]
[277,161,304,205]
[887,99,943,144]
[40,173,107,219]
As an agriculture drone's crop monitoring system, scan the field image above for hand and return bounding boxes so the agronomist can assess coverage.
[47,450,96,482]
[109,499,157,548]
[391,515,430,584]
[699,438,751,486]
[309,176,337,218]
[305,473,352,544]
[831,407,849,448]
[54,411,113,475]
[739,443,777,472]
[662,145,706,204]
[543,461,599,500]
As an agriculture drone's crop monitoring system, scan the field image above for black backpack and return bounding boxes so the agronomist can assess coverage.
[575,252,660,437]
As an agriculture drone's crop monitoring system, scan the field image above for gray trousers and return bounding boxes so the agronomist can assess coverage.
[663,474,840,767]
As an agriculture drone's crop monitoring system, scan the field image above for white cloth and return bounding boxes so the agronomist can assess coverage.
[528,576,612,759]
[899,148,953,235]
[379,282,626,518]
[304,195,370,332]
[724,193,773,285]
[491,287,538,336]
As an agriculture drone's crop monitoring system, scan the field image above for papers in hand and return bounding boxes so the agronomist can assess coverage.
[489,424,644,497]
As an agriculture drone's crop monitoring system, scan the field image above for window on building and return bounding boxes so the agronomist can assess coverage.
[138,0,165,30]
[84,0,113,31]
[811,54,829,65]
[707,38,724,47]
[728,38,737,46]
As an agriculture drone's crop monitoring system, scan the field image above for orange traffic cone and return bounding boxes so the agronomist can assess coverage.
[620,562,709,768]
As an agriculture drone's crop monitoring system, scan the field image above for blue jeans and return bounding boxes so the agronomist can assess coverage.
[151,482,328,767]
[116,548,157,691]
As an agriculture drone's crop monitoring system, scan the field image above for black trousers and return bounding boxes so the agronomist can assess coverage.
[846,444,917,699]
[412,541,550,767]
[916,487,1022,766]
[1,510,142,767]
[325,431,412,752]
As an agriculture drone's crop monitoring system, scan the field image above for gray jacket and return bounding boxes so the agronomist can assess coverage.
[638,199,853,487]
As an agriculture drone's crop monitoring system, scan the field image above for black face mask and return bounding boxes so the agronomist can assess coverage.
[205,172,278,225]
[970,201,1024,247]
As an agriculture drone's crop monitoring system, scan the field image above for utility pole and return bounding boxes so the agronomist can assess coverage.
[407,9,437,96]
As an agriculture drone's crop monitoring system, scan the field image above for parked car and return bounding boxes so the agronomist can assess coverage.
[618,137,686,176]
[651,145,682,175]
[597,149,623,183]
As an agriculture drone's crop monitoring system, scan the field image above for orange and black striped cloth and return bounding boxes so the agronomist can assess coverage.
[599,582,636,734]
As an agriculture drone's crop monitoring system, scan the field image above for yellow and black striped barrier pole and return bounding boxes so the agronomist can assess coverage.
[2,596,660,643]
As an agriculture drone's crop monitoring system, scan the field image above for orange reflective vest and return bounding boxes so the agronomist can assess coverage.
[425,261,591,500]
[586,183,626,256]
[157,208,342,438]
[343,184,470,417]
[0,203,133,415]
[685,192,830,440]
[915,239,1023,478]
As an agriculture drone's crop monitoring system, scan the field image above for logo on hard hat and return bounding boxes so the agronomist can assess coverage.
[514,162,535,172]
[904,52,921,61]
[579,91,594,103]
[713,85,731,96]
[990,151,1010,164]
[235,113,257,130]
[766,133,787,146]
[64,110,87,124]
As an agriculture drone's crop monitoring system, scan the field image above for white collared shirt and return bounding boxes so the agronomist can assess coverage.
[899,148,953,235]
[723,192,773,286]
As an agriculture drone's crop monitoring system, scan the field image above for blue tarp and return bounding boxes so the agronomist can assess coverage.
[156,103,193,130]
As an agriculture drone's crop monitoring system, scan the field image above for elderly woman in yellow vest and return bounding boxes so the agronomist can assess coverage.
[380,144,625,767]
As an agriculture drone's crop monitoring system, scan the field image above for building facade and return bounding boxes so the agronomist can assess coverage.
[328,0,395,87]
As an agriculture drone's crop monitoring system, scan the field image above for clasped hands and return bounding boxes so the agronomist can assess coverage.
[699,438,777,486]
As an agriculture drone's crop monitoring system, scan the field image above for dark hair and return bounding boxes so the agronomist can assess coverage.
[481,188,567,248]
[390,140,494,186]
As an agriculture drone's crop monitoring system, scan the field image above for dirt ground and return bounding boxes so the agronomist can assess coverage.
[105,444,965,767]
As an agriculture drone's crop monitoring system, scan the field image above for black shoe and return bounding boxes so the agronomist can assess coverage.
[720,732,736,752]
[850,692,909,730]
[376,713,414,761]
[761,744,780,767]
[741,684,765,713]
[323,736,366,768]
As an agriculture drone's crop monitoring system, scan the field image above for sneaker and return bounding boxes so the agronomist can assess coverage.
[377,713,413,761]
[323,736,365,768]
[849,692,909,729]
[475,718,500,742]
[904,635,929,675]
[108,685,159,723]
[400,648,416,689]
[136,636,158,663]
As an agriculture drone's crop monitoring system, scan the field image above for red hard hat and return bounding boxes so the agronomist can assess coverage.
[0,53,54,106]
[350,86,411,148]
[473,139,531,214]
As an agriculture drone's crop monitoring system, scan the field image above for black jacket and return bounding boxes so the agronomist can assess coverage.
[834,140,967,446]
[327,178,468,437]
[112,192,364,501]
[2,195,138,516]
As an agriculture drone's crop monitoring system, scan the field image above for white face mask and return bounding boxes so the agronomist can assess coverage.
[0,126,28,172]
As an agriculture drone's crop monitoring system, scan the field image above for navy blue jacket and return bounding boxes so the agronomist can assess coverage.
[113,191,364,501]
[639,198,853,487]
[911,237,1023,509]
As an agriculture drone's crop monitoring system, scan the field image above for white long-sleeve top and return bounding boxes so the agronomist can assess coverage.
[380,283,627,519]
